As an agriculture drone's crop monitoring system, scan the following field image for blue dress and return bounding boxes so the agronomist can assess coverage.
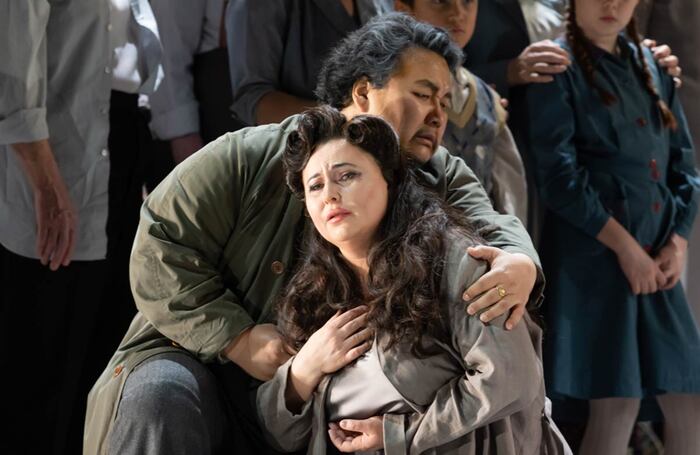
[527,36,700,399]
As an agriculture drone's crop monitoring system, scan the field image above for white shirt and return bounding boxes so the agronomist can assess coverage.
[519,0,567,43]
[110,0,143,93]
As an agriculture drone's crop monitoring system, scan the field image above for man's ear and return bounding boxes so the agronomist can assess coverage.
[393,1,411,14]
[351,77,371,113]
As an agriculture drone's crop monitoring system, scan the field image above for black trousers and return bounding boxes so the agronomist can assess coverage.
[80,89,153,414]
[0,244,106,455]
[99,90,151,352]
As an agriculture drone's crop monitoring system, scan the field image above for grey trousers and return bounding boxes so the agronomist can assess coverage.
[108,352,233,454]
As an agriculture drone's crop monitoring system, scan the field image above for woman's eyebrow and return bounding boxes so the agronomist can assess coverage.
[306,162,359,183]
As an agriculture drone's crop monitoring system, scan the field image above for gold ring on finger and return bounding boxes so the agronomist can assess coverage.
[497,285,507,298]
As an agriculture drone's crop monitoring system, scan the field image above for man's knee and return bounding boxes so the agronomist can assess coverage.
[110,353,225,454]
[119,354,211,416]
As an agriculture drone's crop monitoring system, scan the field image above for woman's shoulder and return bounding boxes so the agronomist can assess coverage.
[440,233,488,303]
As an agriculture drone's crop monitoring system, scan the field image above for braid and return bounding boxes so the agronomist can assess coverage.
[626,18,678,130]
[566,3,616,105]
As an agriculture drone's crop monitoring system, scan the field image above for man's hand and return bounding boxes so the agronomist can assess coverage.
[328,416,383,452]
[222,324,293,381]
[654,233,687,290]
[170,132,204,164]
[507,40,571,87]
[12,140,77,270]
[463,246,537,330]
[33,180,77,270]
[643,39,682,87]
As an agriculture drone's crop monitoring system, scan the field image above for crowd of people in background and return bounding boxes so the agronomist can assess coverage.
[1,1,699,454]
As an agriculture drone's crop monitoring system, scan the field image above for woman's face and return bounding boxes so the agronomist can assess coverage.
[302,139,389,252]
[576,0,639,42]
[395,0,478,49]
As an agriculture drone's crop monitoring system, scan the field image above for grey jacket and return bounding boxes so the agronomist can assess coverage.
[257,238,570,454]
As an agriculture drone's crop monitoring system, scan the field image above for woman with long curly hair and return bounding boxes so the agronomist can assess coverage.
[526,1,700,453]
[255,106,570,454]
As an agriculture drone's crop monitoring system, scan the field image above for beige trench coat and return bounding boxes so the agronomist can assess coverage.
[257,238,570,454]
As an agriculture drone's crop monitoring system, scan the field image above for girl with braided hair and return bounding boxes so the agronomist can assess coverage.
[527,1,700,453]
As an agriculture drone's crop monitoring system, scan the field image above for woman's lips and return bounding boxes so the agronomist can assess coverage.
[328,213,349,224]
[326,209,351,224]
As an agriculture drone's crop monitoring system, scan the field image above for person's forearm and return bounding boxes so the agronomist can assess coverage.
[286,356,321,409]
[221,326,252,364]
[11,139,62,190]
[669,232,688,250]
[596,217,637,255]
[255,91,316,125]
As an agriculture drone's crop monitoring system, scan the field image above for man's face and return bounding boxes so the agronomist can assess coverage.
[395,0,478,49]
[364,48,452,163]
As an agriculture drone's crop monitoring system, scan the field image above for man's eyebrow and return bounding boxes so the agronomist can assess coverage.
[416,79,452,101]
[416,79,439,92]
[306,162,358,183]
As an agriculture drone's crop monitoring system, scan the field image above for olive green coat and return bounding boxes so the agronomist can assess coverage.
[83,115,542,454]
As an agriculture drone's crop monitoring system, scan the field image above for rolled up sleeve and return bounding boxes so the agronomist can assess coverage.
[149,0,205,140]
[226,0,289,125]
[0,1,50,144]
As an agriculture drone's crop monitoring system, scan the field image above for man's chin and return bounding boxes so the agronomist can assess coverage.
[404,143,435,163]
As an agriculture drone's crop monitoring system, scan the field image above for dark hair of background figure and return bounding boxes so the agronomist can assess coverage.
[315,12,464,109]
[566,2,677,129]
[277,106,482,357]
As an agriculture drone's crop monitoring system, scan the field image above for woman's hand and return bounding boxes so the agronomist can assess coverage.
[463,246,537,330]
[616,241,666,295]
[288,306,372,403]
[328,416,383,452]
[654,233,688,290]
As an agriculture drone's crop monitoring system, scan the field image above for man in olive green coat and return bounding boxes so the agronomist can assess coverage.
[85,13,543,454]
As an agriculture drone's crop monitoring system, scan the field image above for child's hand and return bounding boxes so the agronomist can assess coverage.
[616,242,666,295]
[654,233,688,290]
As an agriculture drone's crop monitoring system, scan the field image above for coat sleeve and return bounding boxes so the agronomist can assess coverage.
[526,73,612,238]
[226,0,289,125]
[490,125,528,225]
[664,76,699,239]
[442,152,544,309]
[382,254,543,454]
[0,1,50,144]
[148,0,206,140]
[256,356,315,452]
[129,134,255,363]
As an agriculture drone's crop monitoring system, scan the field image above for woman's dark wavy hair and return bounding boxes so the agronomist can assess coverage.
[315,12,464,109]
[278,106,482,357]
